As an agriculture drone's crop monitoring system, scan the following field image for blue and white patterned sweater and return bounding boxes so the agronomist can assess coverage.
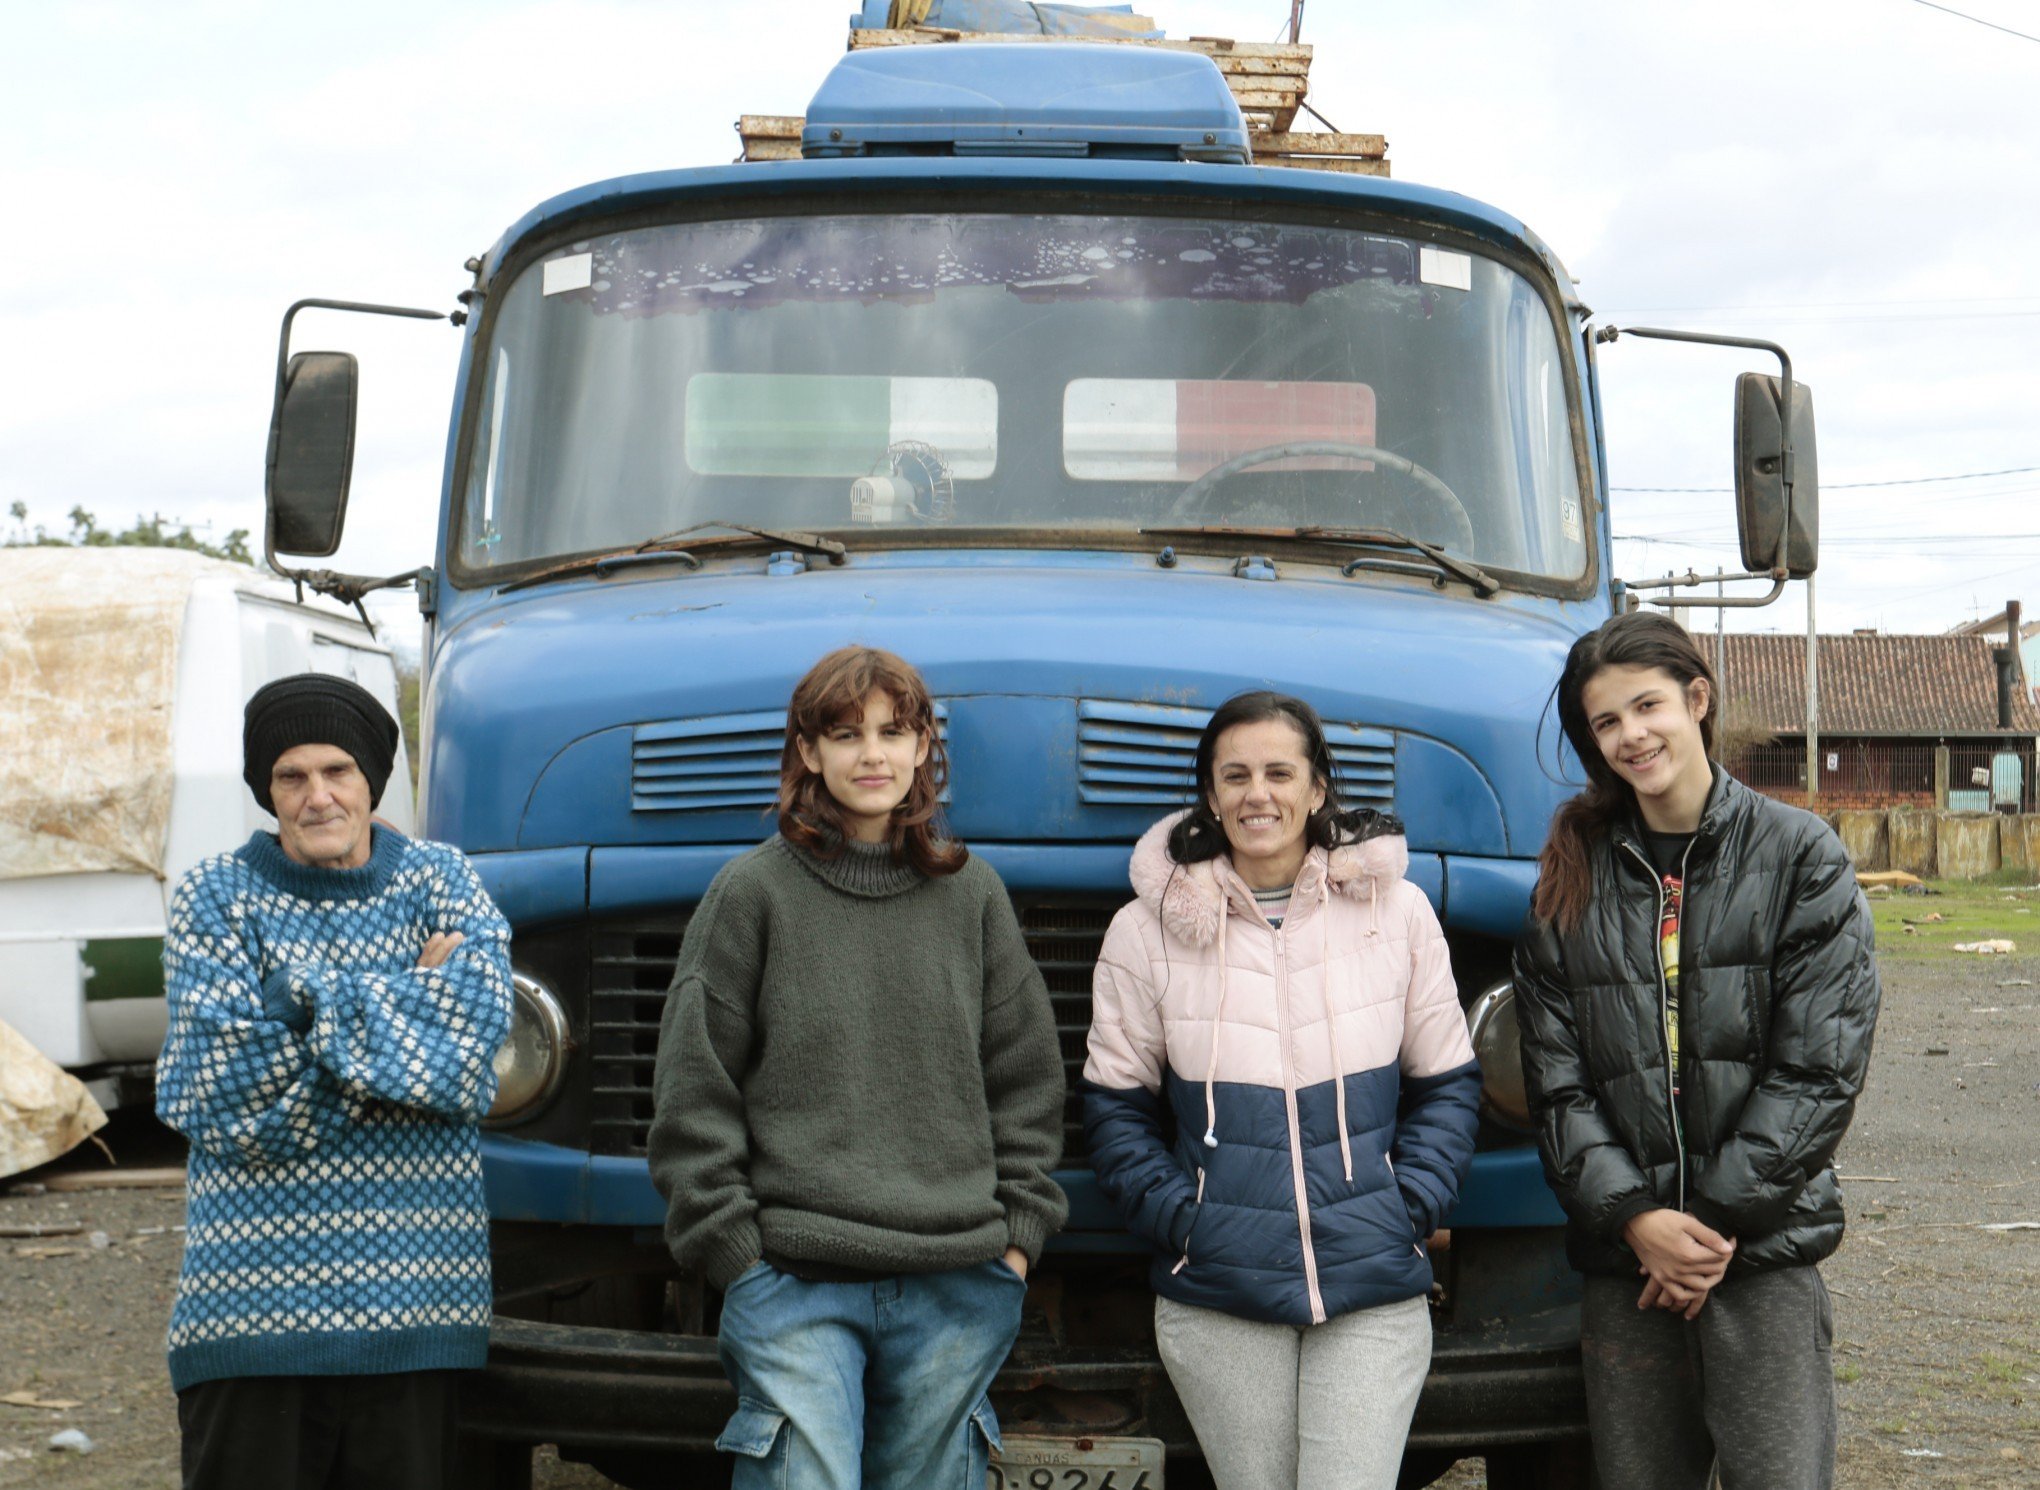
[156,827,513,1392]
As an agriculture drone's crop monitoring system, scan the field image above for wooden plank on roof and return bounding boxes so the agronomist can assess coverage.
[738,115,804,140]
[1216,55,1312,77]
[1251,131,1387,158]
[740,139,803,162]
[1256,155,1391,177]
[1180,37,1313,59]
[1228,86,1304,109]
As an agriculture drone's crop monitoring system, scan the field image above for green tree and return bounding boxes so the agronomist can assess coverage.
[4,503,252,564]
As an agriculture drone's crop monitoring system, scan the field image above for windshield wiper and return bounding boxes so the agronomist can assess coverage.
[1295,526,1500,596]
[1141,524,1500,597]
[636,522,847,564]
[496,522,848,594]
[498,547,703,593]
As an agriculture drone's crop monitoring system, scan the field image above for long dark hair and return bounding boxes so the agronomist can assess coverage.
[1168,691,1401,865]
[1533,611,1717,929]
[777,645,968,877]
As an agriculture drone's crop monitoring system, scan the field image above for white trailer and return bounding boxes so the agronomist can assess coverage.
[0,548,414,1108]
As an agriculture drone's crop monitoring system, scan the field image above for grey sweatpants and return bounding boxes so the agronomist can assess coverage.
[1154,1293,1431,1490]
[1581,1265,1836,1490]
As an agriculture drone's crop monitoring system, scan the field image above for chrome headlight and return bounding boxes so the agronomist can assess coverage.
[1465,978,1533,1130]
[486,972,570,1126]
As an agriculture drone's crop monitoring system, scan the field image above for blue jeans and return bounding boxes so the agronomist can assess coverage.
[714,1258,1025,1490]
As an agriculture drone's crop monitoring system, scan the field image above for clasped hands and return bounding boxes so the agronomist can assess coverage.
[417,932,465,969]
[1621,1208,1735,1320]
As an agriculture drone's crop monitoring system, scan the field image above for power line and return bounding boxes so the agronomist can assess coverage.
[1907,0,2040,46]
[1611,464,2040,494]
[1602,306,2040,327]
[1876,557,2040,600]
[1602,294,2040,315]
[1617,533,2040,549]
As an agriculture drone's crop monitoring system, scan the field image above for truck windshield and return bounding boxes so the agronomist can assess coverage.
[458,212,1588,582]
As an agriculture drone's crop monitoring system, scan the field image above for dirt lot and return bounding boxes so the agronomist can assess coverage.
[3,883,2035,1488]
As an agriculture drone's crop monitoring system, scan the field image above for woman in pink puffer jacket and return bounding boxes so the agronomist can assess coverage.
[1083,691,1480,1490]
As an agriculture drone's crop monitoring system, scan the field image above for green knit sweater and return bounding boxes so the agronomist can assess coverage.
[647,834,1068,1288]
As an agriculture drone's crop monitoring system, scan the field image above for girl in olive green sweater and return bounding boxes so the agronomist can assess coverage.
[648,645,1067,1490]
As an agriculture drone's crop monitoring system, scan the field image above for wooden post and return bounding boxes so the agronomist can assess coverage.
[1715,569,1725,692]
[1805,575,1819,809]
[1933,745,1951,810]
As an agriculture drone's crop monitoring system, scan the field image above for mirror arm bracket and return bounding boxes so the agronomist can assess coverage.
[1624,568,1789,610]
[1593,324,1798,581]
[265,298,459,627]
[283,565,434,638]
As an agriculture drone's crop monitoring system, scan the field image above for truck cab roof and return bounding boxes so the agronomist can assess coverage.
[478,44,1580,306]
[798,41,1251,164]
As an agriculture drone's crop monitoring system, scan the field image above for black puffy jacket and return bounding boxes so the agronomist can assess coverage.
[1514,768,1880,1279]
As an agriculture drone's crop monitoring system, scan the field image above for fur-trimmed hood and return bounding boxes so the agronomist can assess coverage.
[1127,809,1410,949]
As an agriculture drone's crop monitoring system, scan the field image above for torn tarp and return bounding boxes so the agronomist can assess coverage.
[0,1018,108,1180]
[876,1,1162,39]
[0,548,256,881]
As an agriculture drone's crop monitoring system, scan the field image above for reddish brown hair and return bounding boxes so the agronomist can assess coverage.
[777,646,967,876]
[1533,611,1717,930]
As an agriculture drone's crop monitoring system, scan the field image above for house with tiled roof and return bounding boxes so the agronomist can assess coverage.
[1716,630,2040,810]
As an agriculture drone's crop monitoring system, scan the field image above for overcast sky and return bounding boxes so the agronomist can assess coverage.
[3,0,2035,649]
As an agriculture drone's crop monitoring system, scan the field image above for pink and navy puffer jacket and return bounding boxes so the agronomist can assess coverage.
[1082,811,1481,1326]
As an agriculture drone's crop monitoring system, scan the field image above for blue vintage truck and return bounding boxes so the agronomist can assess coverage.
[262,34,1814,1490]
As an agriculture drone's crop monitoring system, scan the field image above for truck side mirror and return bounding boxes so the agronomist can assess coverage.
[1734,372,1818,578]
[266,350,358,558]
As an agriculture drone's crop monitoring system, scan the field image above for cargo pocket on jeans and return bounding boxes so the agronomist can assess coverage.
[968,1396,1003,1485]
[715,1397,788,1472]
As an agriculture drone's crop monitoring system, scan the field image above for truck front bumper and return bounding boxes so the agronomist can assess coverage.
[459,1305,1584,1459]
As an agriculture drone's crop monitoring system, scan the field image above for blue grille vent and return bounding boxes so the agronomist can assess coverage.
[632,706,948,814]
[1076,700,1394,811]
[1328,727,1397,811]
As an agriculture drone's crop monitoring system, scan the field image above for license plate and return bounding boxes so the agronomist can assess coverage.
[989,1434,1166,1490]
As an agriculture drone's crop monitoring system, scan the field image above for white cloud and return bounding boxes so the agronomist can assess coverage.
[3,0,2035,640]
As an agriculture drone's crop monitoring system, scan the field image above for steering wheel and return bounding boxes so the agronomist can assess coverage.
[1161,440,1475,553]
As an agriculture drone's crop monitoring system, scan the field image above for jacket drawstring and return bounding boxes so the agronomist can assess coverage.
[1318,875,1355,1183]
[1202,906,1228,1148]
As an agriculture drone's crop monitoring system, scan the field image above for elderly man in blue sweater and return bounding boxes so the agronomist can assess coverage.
[155,674,513,1490]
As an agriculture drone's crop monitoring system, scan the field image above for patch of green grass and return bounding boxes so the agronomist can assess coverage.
[1835,1361,1863,1384]
[1978,866,2038,887]
[1873,1417,1911,1435]
[1979,1353,2026,1384]
[1868,880,2039,957]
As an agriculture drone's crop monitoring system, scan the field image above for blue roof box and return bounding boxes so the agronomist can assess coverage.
[801,43,1250,163]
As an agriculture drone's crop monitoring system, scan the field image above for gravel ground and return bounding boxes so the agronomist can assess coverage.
[3,938,2034,1489]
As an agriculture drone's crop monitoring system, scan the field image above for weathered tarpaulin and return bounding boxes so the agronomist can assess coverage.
[0,548,247,881]
[883,0,1161,39]
[0,1017,108,1179]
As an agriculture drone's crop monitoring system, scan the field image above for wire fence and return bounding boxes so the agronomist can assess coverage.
[1727,737,2037,812]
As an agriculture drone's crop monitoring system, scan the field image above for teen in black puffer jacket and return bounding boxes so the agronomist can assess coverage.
[1514,612,1879,1490]
[1516,766,1878,1277]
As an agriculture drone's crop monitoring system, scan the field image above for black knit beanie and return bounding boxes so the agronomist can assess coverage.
[242,674,401,814]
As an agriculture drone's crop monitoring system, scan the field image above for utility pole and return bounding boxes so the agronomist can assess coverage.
[1805,574,1819,809]
[1715,569,1726,691]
